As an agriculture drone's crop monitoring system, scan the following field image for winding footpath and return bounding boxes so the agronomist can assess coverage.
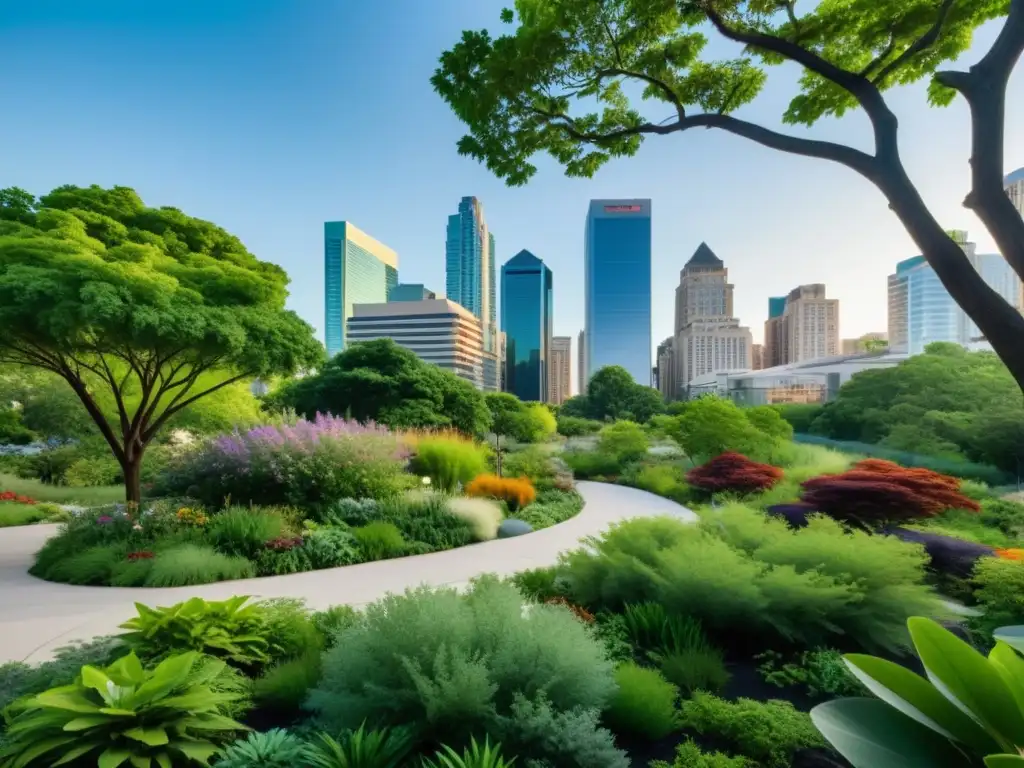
[0,482,695,664]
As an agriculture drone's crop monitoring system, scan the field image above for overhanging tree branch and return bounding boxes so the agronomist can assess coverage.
[871,0,957,85]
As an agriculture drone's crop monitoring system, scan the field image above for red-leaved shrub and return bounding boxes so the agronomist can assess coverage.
[800,460,979,528]
[686,452,783,495]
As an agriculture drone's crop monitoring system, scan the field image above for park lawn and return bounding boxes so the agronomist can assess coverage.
[0,503,50,527]
[0,473,124,506]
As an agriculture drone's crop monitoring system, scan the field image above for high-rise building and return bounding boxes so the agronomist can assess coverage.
[672,244,752,396]
[751,343,764,370]
[890,231,1023,354]
[389,283,436,302]
[656,337,676,401]
[780,284,839,363]
[549,336,572,405]
[763,296,787,367]
[577,330,586,396]
[500,250,553,402]
[346,299,486,388]
[324,221,398,358]
[446,197,498,385]
[584,199,652,385]
[841,332,888,355]
[498,331,507,392]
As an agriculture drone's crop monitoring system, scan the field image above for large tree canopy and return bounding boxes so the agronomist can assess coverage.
[267,338,493,436]
[562,365,666,422]
[433,0,1024,392]
[0,184,323,502]
[808,343,1024,473]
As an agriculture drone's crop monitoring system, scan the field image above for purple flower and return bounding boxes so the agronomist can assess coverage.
[97,515,113,524]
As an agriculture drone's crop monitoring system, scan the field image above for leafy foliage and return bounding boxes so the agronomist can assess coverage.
[562,367,664,423]
[682,693,828,768]
[421,737,517,768]
[0,651,245,767]
[306,577,615,754]
[0,636,124,713]
[301,724,414,768]
[215,729,308,768]
[556,415,602,437]
[558,506,943,653]
[143,544,255,587]
[800,458,980,528]
[597,420,649,463]
[668,398,777,461]
[604,662,679,740]
[756,649,865,699]
[811,617,1024,768]
[208,507,287,559]
[412,435,490,492]
[515,489,583,529]
[650,739,754,768]
[353,521,407,560]
[686,452,784,495]
[0,184,322,502]
[969,558,1024,646]
[268,338,492,435]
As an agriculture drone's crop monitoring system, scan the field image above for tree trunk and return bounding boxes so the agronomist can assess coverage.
[122,446,144,507]
[877,165,1024,395]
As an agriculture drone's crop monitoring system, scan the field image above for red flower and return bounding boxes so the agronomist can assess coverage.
[0,491,36,504]
[127,551,155,561]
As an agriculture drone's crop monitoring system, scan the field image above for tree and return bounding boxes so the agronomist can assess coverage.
[574,365,666,422]
[485,391,527,474]
[520,402,558,441]
[272,338,492,436]
[667,396,774,460]
[0,184,323,503]
[433,0,1024,394]
[598,420,649,462]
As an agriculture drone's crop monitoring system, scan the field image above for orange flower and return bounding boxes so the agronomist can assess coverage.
[995,548,1024,561]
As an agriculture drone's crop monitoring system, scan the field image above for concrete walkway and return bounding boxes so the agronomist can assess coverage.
[0,482,695,663]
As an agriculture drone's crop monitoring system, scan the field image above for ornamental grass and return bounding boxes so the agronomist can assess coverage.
[465,474,537,512]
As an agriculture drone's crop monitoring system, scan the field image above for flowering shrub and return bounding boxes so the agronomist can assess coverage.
[175,507,208,526]
[686,452,783,495]
[996,548,1024,561]
[545,596,595,623]
[0,491,35,505]
[800,460,979,528]
[266,535,304,552]
[465,474,537,511]
[154,413,412,508]
[127,551,155,561]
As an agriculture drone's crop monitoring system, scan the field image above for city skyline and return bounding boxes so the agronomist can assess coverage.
[1,4,1020,362]
[501,250,553,402]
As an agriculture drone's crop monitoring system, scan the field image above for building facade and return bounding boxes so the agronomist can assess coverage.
[549,336,572,405]
[656,337,676,401]
[751,343,764,370]
[389,283,436,302]
[1006,168,1024,217]
[324,221,398,358]
[446,197,498,389]
[346,299,486,388]
[500,250,553,402]
[778,284,839,363]
[672,243,752,397]
[763,296,787,368]
[584,199,652,386]
[577,329,586,395]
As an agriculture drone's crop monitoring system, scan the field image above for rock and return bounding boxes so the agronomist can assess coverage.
[766,503,815,529]
[498,519,533,538]
[885,526,995,578]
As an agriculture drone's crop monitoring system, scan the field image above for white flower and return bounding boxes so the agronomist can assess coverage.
[422,476,431,486]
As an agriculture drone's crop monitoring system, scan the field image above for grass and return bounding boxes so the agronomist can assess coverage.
[0,503,51,527]
[0,473,124,506]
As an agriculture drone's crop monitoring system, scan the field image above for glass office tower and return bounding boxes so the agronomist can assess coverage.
[324,221,398,358]
[501,250,553,401]
[584,199,652,386]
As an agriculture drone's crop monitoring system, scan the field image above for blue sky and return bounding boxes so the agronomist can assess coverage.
[2,1,1020,369]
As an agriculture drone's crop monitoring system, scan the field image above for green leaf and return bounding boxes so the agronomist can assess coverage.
[129,756,152,768]
[52,742,98,765]
[9,735,79,768]
[910,617,1024,751]
[33,689,103,713]
[63,715,115,731]
[172,741,219,763]
[844,653,999,755]
[994,627,1024,655]
[155,753,172,768]
[80,665,114,698]
[124,726,170,746]
[986,757,1024,767]
[98,746,132,768]
[990,642,1024,714]
[810,698,976,768]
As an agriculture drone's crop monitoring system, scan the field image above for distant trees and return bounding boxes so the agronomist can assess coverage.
[562,366,665,423]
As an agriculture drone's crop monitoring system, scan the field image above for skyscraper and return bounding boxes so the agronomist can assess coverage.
[500,250,553,402]
[389,283,436,302]
[446,197,499,389]
[780,284,840,362]
[763,296,787,367]
[324,221,398,358]
[656,337,676,400]
[549,336,572,405]
[1005,168,1024,217]
[577,330,586,396]
[672,243,752,396]
[584,199,652,386]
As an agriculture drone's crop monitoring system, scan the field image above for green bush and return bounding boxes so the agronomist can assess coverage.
[557,415,603,437]
[374,493,476,550]
[558,505,943,654]
[302,724,414,768]
[563,450,622,479]
[502,445,557,484]
[968,557,1024,645]
[216,729,308,768]
[651,740,754,768]
[306,577,616,752]
[519,403,558,443]
[509,566,564,602]
[603,662,678,740]
[755,648,864,698]
[353,521,407,560]
[0,652,244,768]
[679,693,827,768]
[303,525,362,568]
[254,650,322,713]
[412,436,490,492]
[64,455,122,487]
[144,543,255,587]
[0,636,124,712]
[259,598,323,660]
[598,420,649,462]
[0,503,50,527]
[668,398,775,460]
[980,497,1024,537]
[493,693,628,768]
[311,605,362,647]
[658,646,731,696]
[422,737,516,768]
[516,489,583,529]
[119,595,278,667]
[769,404,824,434]
[209,506,288,559]
[109,556,155,586]
[36,543,126,585]
[626,463,689,501]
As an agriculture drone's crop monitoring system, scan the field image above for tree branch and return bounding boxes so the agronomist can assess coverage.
[142,371,254,443]
[871,0,957,85]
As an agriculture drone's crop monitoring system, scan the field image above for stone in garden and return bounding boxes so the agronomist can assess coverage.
[498,519,533,538]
